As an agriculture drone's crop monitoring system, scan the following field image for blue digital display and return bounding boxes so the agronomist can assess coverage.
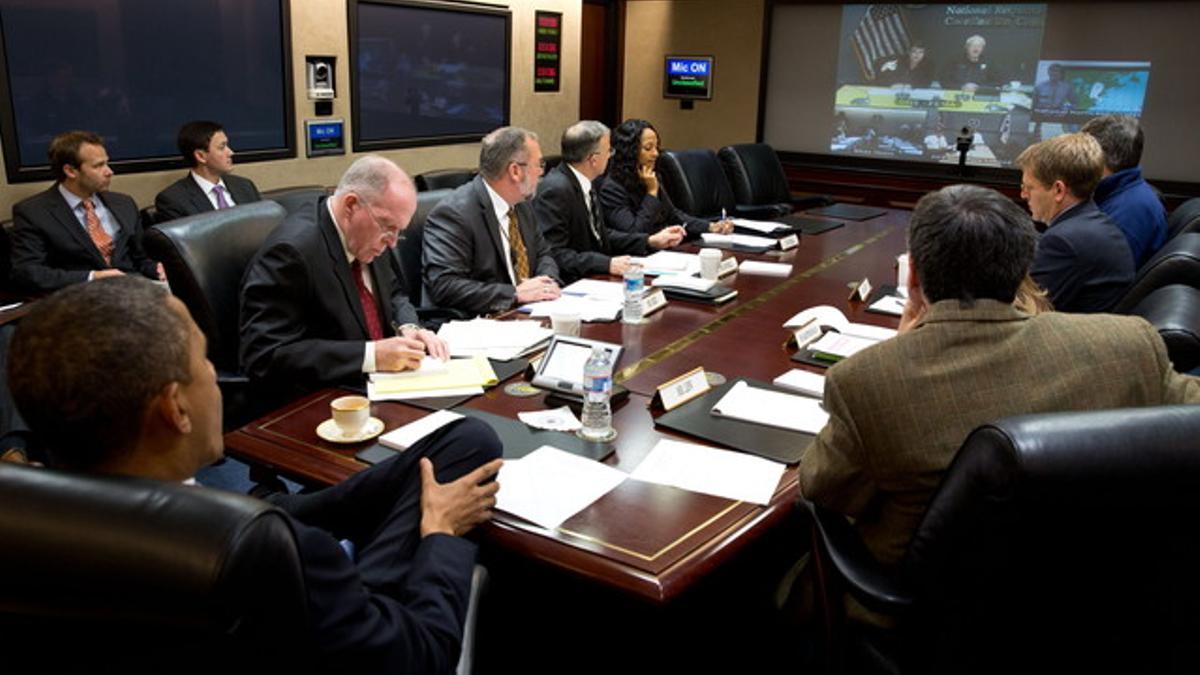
[664,56,714,100]
[305,119,345,157]
[309,122,343,139]
[668,58,709,76]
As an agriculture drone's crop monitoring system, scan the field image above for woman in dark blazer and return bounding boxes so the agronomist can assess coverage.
[597,119,732,241]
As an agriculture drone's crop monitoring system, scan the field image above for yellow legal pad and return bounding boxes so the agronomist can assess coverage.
[369,356,499,394]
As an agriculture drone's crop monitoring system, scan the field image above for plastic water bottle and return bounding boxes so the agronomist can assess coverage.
[623,264,645,324]
[579,346,616,441]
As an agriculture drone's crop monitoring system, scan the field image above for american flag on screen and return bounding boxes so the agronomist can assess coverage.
[852,4,911,81]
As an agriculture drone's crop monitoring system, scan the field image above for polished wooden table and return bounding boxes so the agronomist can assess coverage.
[224,208,909,603]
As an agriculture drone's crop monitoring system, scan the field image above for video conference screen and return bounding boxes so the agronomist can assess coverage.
[0,0,291,182]
[351,0,510,150]
[762,2,1198,181]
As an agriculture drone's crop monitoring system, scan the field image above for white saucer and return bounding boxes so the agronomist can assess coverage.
[316,417,385,444]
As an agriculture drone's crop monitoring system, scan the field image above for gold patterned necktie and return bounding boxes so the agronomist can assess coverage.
[81,198,113,265]
[507,207,530,283]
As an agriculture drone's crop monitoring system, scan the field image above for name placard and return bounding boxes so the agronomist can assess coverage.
[791,318,824,349]
[718,256,739,277]
[778,234,799,250]
[849,277,872,302]
[641,287,668,316]
[652,367,712,412]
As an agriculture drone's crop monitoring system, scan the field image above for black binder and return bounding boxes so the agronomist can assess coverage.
[779,215,845,235]
[657,283,739,305]
[806,203,886,221]
[654,378,813,464]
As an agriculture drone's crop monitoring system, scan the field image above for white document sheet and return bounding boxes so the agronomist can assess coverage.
[710,380,830,434]
[772,369,826,399]
[522,295,622,321]
[701,232,778,248]
[868,295,907,317]
[378,410,464,451]
[738,260,792,277]
[495,446,628,530]
[630,439,786,506]
[807,332,876,360]
[731,218,789,234]
[632,251,701,276]
[562,279,626,303]
[437,319,553,360]
[650,275,716,292]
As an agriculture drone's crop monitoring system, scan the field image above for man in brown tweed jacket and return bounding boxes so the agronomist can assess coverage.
[800,184,1200,568]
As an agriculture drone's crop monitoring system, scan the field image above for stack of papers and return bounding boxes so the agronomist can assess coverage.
[739,260,792,277]
[869,295,906,316]
[731,218,790,234]
[496,446,628,530]
[521,295,622,321]
[807,332,876,362]
[710,380,830,434]
[367,355,499,400]
[772,369,826,398]
[379,410,463,451]
[630,439,786,505]
[784,305,898,345]
[651,275,716,292]
[517,407,582,432]
[561,279,626,303]
[632,251,700,276]
[701,232,778,249]
[438,319,553,360]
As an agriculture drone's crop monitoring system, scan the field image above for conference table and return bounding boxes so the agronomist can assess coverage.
[223,207,909,605]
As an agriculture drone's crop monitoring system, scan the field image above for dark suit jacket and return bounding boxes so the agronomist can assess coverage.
[10,186,158,294]
[239,196,419,388]
[1031,199,1134,313]
[423,175,559,315]
[154,173,262,223]
[597,175,709,240]
[533,163,650,283]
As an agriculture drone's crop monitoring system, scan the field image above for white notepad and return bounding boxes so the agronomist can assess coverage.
[378,410,464,451]
[710,380,830,434]
[739,260,792,277]
[631,439,786,505]
[772,369,826,399]
[495,446,628,530]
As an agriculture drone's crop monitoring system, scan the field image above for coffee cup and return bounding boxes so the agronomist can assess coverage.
[330,395,370,437]
[550,311,581,337]
[699,248,722,280]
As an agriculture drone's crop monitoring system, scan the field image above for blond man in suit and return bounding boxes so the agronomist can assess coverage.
[800,184,1200,569]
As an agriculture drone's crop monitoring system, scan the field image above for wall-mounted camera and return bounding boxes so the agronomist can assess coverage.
[306,55,336,101]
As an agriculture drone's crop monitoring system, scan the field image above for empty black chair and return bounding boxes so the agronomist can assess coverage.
[415,168,475,192]
[1167,197,1200,241]
[717,143,793,219]
[657,148,738,220]
[0,461,312,672]
[542,154,562,172]
[261,185,328,216]
[802,406,1200,674]
[1126,284,1200,371]
[1113,232,1200,312]
[143,201,286,428]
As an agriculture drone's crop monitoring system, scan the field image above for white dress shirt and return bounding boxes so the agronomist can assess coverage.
[191,171,237,210]
[483,179,519,285]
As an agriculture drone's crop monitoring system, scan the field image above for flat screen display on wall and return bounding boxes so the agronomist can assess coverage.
[0,0,294,183]
[350,0,511,150]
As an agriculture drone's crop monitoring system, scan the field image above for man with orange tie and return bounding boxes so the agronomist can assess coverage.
[10,130,162,294]
[423,126,561,316]
[240,155,448,394]
[154,120,262,222]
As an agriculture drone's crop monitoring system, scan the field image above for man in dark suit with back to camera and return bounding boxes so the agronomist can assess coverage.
[240,155,448,394]
[8,276,503,673]
[1019,132,1134,313]
[154,120,262,222]
[534,120,684,284]
[423,126,561,316]
[10,130,161,294]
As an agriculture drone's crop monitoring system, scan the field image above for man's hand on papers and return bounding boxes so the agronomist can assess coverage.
[708,219,735,235]
[609,255,633,276]
[648,225,686,250]
[401,325,449,361]
[638,163,659,197]
[898,292,928,334]
[515,276,561,304]
[419,457,503,537]
[376,336,426,371]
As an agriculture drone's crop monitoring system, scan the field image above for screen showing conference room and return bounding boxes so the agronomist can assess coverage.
[350,0,509,149]
[763,2,1200,182]
[0,0,290,181]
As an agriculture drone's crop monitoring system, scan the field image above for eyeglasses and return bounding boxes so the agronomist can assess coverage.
[515,158,547,171]
[356,195,402,243]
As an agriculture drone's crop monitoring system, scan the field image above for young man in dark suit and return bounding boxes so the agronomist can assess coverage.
[533,120,684,284]
[8,276,503,673]
[423,126,562,316]
[154,120,262,222]
[10,130,161,294]
[240,155,448,393]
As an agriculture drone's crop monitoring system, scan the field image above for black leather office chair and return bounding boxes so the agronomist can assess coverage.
[139,204,158,228]
[801,406,1200,675]
[717,143,793,219]
[1113,232,1200,313]
[415,168,476,192]
[262,184,328,216]
[143,201,286,429]
[0,219,13,294]
[0,461,313,672]
[657,148,738,221]
[542,154,562,172]
[1126,284,1200,371]
[390,188,469,328]
[1166,197,1200,241]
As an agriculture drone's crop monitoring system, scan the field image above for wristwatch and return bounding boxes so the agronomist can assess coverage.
[397,323,421,336]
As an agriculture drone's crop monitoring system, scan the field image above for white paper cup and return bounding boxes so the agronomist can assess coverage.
[550,311,581,337]
[699,248,722,280]
[896,253,910,297]
[331,395,370,436]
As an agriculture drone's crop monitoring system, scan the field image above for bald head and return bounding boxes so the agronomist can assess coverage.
[332,155,417,262]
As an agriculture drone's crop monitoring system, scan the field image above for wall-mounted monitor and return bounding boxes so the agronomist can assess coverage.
[1031,60,1151,125]
[664,56,714,100]
[0,0,294,183]
[349,0,511,151]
